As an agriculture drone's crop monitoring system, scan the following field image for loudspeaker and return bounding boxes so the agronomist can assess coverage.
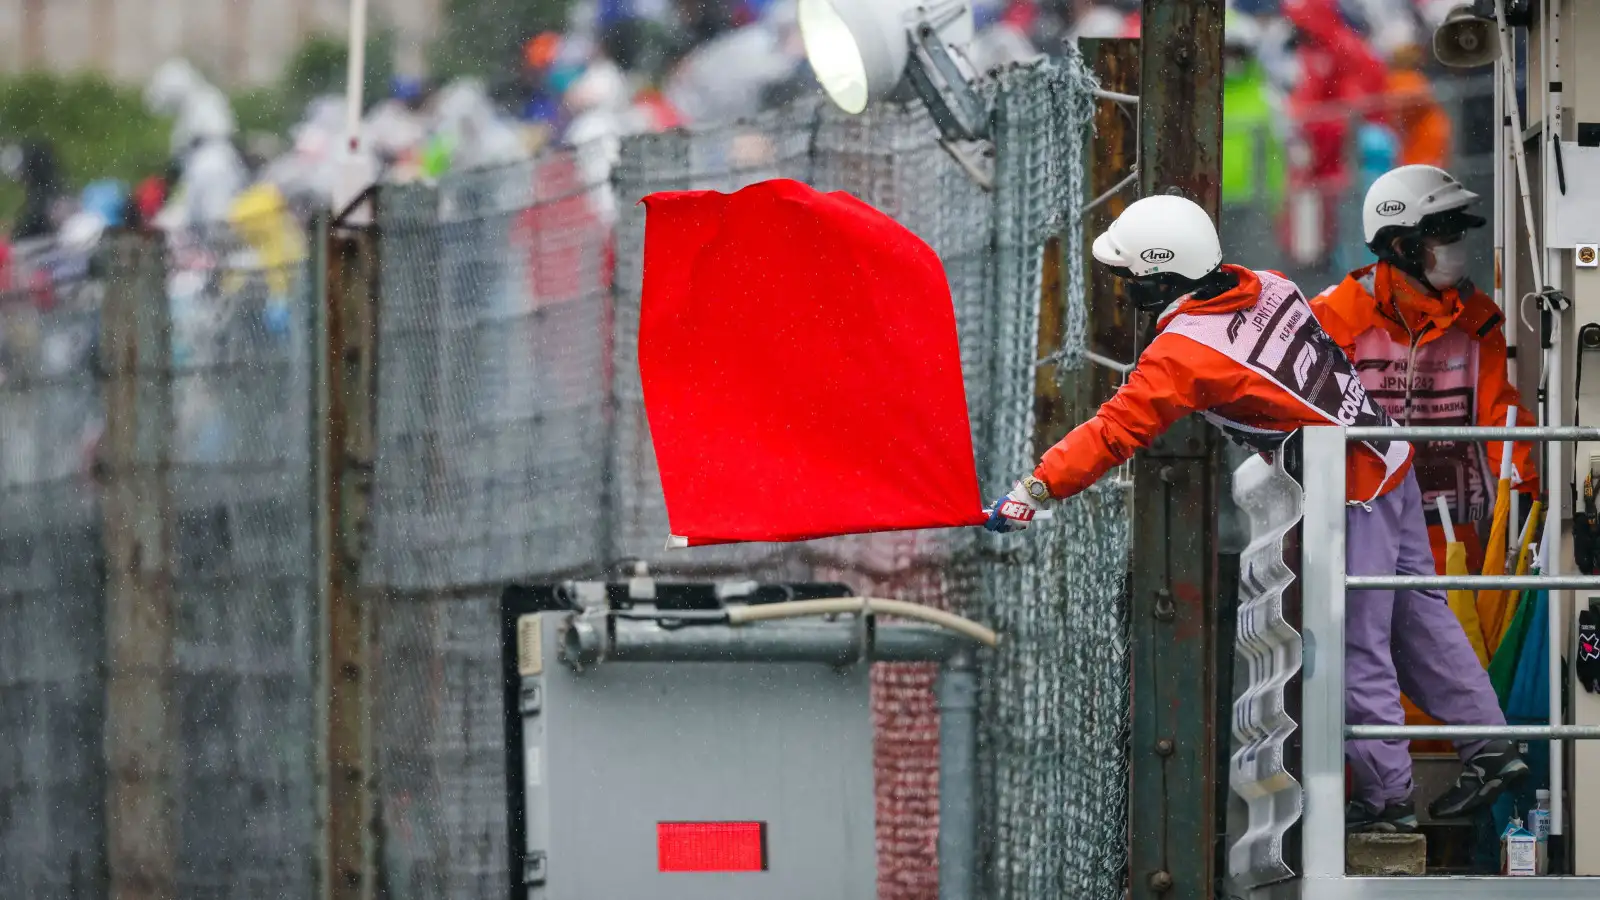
[1433,4,1500,68]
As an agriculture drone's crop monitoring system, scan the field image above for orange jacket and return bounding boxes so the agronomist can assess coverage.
[1386,69,1451,169]
[1311,263,1537,526]
[1036,266,1413,501]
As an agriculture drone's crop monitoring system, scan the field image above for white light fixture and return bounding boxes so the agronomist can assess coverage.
[798,0,985,142]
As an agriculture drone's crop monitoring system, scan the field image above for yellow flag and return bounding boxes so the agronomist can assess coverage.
[1476,478,1514,655]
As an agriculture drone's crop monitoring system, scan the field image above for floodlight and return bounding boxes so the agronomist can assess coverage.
[798,0,986,141]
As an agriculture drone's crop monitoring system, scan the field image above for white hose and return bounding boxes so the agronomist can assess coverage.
[725,597,1000,648]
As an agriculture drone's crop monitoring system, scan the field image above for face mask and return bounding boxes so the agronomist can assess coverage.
[1126,278,1183,313]
[1424,240,1469,291]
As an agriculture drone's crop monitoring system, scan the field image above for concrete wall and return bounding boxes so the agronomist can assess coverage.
[0,0,441,87]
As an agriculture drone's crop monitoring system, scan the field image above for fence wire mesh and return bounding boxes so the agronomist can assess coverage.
[0,275,108,900]
[365,54,1128,900]
[163,230,318,898]
[373,593,507,898]
[0,229,317,899]
[371,156,615,590]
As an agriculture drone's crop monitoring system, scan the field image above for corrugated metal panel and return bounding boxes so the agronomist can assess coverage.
[1228,452,1305,889]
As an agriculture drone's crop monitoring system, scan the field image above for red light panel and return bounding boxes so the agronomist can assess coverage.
[657,821,767,872]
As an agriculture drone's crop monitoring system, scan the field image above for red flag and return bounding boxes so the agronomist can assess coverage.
[639,178,986,545]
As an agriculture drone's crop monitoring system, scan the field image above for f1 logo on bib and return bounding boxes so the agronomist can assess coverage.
[1375,200,1406,217]
[1140,248,1175,265]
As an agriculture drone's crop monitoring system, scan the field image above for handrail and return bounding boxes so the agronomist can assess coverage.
[1345,425,1600,441]
[1348,724,1600,741]
[1347,574,1600,590]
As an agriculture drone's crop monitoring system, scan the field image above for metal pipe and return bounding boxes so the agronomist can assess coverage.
[1347,725,1600,741]
[581,618,974,667]
[1092,88,1140,105]
[1538,0,1570,842]
[937,652,978,900]
[1344,425,1600,441]
[344,0,369,151]
[1347,575,1600,590]
[1085,349,1136,374]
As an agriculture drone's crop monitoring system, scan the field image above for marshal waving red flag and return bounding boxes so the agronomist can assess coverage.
[639,178,986,546]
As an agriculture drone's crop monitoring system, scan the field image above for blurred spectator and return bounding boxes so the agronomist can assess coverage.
[1281,0,1390,266]
[664,2,802,127]
[57,180,129,255]
[1072,1,1140,40]
[144,59,249,230]
[1282,0,1390,189]
[3,140,64,242]
[1222,13,1286,209]
[1385,42,1452,169]
[366,77,433,176]
[674,0,741,45]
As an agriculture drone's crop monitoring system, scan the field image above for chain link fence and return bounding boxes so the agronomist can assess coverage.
[164,229,318,897]
[367,55,1129,900]
[0,229,317,899]
[1,55,1127,900]
[0,273,108,899]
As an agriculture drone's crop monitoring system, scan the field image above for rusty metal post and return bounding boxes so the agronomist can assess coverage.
[319,215,379,900]
[1039,38,1139,461]
[1077,39,1142,423]
[101,234,177,900]
[1130,3,1229,899]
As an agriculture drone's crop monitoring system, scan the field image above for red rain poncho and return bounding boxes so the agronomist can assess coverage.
[639,179,986,545]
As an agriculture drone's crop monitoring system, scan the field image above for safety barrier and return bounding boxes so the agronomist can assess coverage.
[1300,424,1600,898]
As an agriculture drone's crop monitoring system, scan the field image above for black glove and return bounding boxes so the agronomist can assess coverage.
[1579,609,1600,695]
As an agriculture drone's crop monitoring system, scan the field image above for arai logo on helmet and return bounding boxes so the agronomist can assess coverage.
[1375,200,1407,217]
[1139,247,1175,266]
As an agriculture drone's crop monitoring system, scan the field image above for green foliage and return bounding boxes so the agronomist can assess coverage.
[0,72,169,184]
[0,29,407,224]
[434,0,570,78]
[0,72,168,224]
[279,30,397,113]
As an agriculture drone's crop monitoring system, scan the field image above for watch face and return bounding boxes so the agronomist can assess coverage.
[1027,479,1049,500]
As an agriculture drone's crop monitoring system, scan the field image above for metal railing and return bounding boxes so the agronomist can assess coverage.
[1299,424,1600,898]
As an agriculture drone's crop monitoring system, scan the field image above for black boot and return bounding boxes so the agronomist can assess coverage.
[1347,798,1419,834]
[1427,740,1530,820]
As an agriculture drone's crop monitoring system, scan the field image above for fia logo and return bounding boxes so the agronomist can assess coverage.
[1139,247,1175,266]
[1375,200,1406,217]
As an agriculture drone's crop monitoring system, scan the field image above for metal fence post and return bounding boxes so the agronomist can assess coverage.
[1131,3,1228,898]
[319,214,380,900]
[101,233,177,900]
[937,650,979,900]
[1298,426,1347,888]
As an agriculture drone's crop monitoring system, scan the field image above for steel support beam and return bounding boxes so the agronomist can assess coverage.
[1130,4,1227,899]
[319,219,380,900]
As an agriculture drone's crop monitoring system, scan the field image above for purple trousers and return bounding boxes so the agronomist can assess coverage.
[1344,471,1505,808]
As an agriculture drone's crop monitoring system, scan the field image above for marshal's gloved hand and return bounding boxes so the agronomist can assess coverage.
[1579,608,1600,695]
[984,476,1052,533]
